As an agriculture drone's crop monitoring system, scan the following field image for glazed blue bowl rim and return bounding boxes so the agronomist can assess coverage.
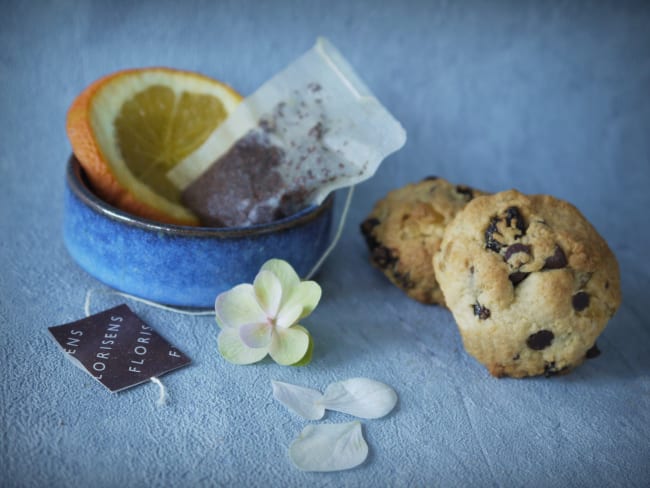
[66,156,334,238]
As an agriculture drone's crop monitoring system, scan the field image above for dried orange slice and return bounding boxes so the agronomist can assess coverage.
[67,68,242,225]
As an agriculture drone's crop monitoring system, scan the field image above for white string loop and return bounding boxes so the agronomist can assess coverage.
[84,289,215,317]
[150,377,168,406]
[305,185,354,280]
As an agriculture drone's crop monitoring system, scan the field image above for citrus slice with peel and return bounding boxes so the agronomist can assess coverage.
[67,68,242,225]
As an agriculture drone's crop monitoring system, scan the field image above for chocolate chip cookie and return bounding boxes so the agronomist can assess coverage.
[433,190,621,377]
[360,177,485,304]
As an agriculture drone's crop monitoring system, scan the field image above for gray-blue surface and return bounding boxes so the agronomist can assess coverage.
[2,1,649,486]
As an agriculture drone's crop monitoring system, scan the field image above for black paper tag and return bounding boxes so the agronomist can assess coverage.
[49,304,191,392]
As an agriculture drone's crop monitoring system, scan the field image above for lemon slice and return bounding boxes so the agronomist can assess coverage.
[67,68,242,225]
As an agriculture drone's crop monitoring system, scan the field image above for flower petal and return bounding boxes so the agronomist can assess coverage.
[261,259,300,305]
[320,378,398,419]
[285,281,322,319]
[217,328,268,365]
[289,421,368,472]
[271,380,325,420]
[253,270,282,318]
[239,322,272,348]
[290,325,313,366]
[268,326,309,366]
[215,284,266,329]
[275,301,303,329]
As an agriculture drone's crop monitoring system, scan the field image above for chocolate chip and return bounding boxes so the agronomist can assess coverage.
[605,281,610,289]
[372,245,397,268]
[473,302,491,320]
[513,353,520,360]
[455,185,474,200]
[543,245,567,270]
[509,271,530,286]
[572,292,590,312]
[504,243,531,261]
[485,207,527,253]
[360,217,380,236]
[393,270,415,290]
[421,175,438,181]
[543,361,569,377]
[586,343,601,359]
[485,217,503,253]
[360,218,381,250]
[526,330,554,350]
[504,206,526,236]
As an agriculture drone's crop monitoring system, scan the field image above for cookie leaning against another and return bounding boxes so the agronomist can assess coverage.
[434,190,621,378]
[360,177,486,305]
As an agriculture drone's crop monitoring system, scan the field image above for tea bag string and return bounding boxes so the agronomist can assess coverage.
[84,289,216,318]
[305,185,354,280]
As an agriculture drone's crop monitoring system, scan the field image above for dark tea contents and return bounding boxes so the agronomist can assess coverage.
[182,85,337,227]
[182,130,287,227]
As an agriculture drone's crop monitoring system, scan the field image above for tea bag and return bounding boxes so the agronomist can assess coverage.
[167,38,406,227]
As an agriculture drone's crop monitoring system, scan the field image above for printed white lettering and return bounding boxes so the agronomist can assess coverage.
[96,352,110,359]
[93,362,106,372]
[134,346,147,356]
[128,366,141,373]
[168,350,181,358]
[137,337,150,345]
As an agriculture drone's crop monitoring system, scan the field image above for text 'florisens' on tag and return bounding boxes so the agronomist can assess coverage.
[48,304,191,392]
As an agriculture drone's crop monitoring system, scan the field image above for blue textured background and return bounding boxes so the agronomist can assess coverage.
[2,1,649,486]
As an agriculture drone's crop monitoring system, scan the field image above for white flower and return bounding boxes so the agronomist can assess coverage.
[216,259,321,365]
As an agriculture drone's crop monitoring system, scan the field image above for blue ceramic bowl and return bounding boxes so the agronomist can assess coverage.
[63,157,333,308]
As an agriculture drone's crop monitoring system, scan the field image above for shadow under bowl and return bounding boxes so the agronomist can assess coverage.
[63,156,334,308]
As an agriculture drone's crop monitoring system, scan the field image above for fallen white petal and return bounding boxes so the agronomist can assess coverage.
[320,378,398,419]
[271,380,325,420]
[289,421,368,472]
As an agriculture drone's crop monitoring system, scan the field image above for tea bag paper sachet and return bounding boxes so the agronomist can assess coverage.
[167,38,406,227]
